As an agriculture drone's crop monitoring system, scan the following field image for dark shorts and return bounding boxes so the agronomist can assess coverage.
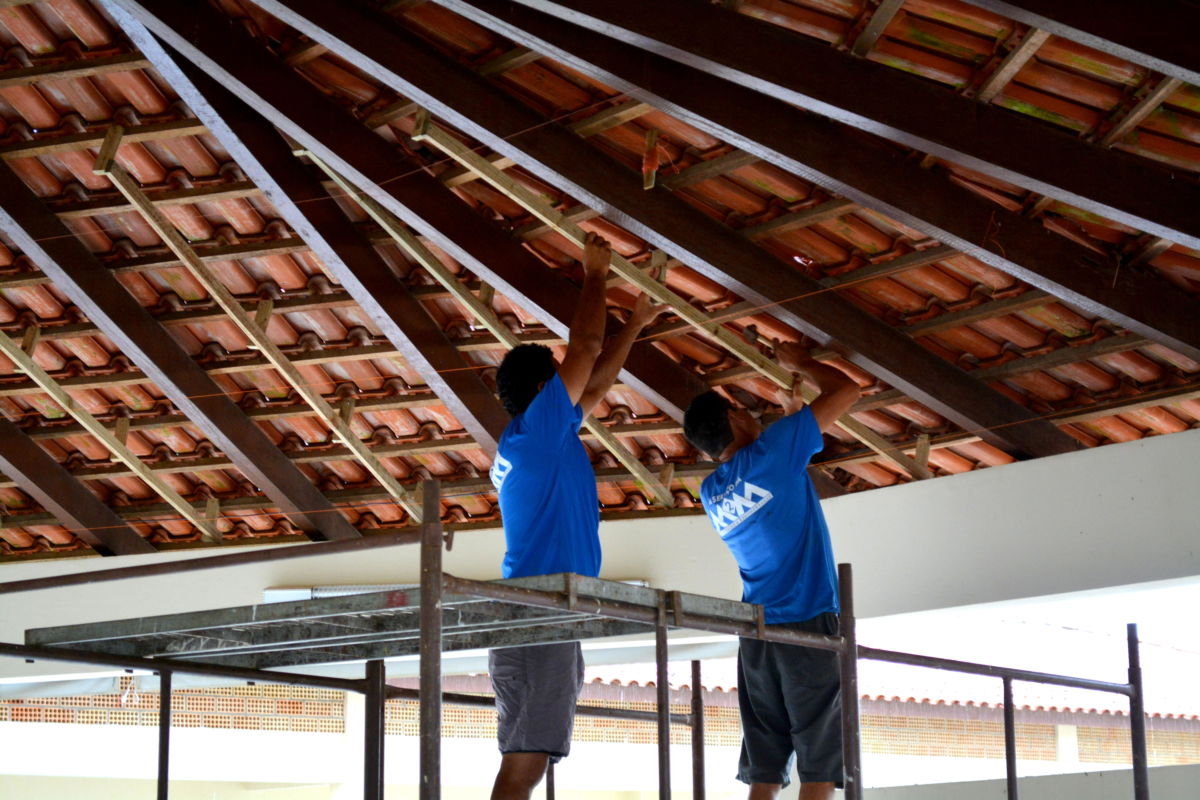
[489,641,585,763]
[737,612,844,788]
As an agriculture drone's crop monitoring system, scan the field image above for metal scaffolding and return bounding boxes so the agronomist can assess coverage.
[3,480,1150,800]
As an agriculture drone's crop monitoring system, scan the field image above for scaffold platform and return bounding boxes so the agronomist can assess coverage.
[24,574,760,669]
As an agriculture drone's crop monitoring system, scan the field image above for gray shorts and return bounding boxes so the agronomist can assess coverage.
[489,641,585,762]
[737,612,844,788]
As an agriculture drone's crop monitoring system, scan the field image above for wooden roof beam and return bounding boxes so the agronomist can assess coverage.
[0,330,217,541]
[0,162,361,541]
[250,0,1078,459]
[107,21,510,454]
[115,0,704,422]
[961,0,1200,87]
[438,0,1200,364]
[94,129,424,522]
[411,115,931,479]
[0,415,154,555]
[495,0,1200,250]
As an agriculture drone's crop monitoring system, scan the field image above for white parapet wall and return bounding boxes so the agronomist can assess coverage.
[0,428,1197,682]
[863,763,1199,800]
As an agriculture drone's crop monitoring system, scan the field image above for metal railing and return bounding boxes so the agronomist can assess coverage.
[0,479,1151,800]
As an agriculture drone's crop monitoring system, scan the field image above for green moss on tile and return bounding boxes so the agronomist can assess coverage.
[872,54,967,88]
[747,178,800,203]
[903,23,980,62]
[994,97,1087,132]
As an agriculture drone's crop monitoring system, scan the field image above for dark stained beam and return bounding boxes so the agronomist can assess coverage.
[494,0,1200,250]
[110,15,508,454]
[113,0,704,421]
[249,0,1077,458]
[961,0,1200,87]
[0,165,360,541]
[436,0,1200,365]
[0,417,154,556]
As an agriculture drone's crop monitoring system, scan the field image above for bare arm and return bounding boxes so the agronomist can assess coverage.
[557,233,611,405]
[578,293,664,417]
[775,341,860,433]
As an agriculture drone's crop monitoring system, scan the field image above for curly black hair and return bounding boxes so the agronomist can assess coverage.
[683,390,734,458]
[496,344,558,416]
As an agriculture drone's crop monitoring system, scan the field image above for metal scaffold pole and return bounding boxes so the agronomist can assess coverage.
[691,659,706,800]
[364,659,386,800]
[1128,623,1150,800]
[838,563,863,800]
[1003,677,1018,800]
[157,669,172,800]
[656,591,671,799]
[419,480,444,800]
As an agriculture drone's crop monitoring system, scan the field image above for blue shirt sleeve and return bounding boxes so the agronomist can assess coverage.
[518,372,583,443]
[762,406,825,470]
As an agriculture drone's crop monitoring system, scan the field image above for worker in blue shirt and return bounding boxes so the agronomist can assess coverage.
[684,341,860,800]
[488,232,661,800]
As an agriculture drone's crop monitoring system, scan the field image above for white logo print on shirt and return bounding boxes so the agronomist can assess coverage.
[490,453,513,490]
[706,480,773,537]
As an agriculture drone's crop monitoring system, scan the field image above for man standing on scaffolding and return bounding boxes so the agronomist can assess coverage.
[684,341,860,800]
[487,232,661,800]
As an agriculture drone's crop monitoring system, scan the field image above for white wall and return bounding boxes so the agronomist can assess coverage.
[826,427,1200,617]
[864,763,1199,799]
[1,429,1197,681]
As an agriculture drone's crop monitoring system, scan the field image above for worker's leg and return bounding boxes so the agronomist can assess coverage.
[780,614,844,796]
[737,639,798,791]
[748,782,783,799]
[489,642,585,799]
[798,781,836,800]
[491,752,549,800]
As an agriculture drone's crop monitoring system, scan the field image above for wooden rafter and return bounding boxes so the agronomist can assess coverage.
[435,0,1200,366]
[94,128,424,522]
[0,416,154,555]
[0,331,217,540]
[116,0,706,423]
[960,0,1200,86]
[306,152,679,504]
[114,24,512,453]
[250,0,1081,460]
[849,0,904,57]
[0,161,361,541]
[410,115,932,480]
[975,28,1050,103]
[488,0,1200,250]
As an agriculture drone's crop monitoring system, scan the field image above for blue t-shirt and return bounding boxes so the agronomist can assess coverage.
[489,373,601,579]
[699,407,838,624]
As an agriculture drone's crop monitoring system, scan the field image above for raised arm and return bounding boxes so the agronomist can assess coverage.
[775,341,860,433]
[557,233,611,405]
[578,292,664,417]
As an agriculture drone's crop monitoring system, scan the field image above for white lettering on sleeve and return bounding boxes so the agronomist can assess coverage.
[490,453,513,490]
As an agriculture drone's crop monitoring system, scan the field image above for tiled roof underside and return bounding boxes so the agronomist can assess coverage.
[0,0,1195,559]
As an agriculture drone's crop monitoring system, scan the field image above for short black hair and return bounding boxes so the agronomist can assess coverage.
[683,390,733,458]
[497,344,557,416]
